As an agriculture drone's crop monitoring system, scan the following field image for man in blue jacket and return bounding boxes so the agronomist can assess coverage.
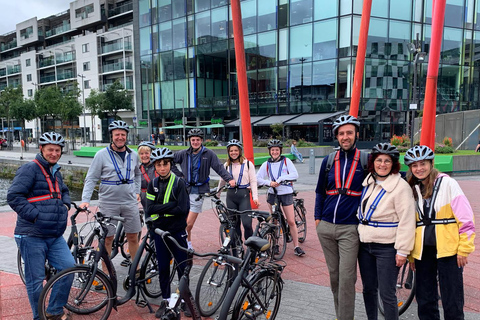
[172,128,235,249]
[8,132,74,320]
[315,115,366,320]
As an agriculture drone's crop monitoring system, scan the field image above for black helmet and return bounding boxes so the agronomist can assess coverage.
[372,143,400,161]
[39,132,65,148]
[109,120,130,133]
[332,115,360,136]
[267,139,283,149]
[404,145,435,166]
[187,128,204,139]
[138,141,156,150]
[150,147,174,162]
[227,139,243,149]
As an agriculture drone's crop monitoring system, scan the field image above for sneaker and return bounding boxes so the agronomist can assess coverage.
[181,302,192,318]
[155,300,168,318]
[120,258,131,267]
[46,312,72,320]
[294,246,305,256]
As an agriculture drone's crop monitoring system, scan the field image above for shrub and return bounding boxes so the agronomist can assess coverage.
[400,134,411,147]
[442,137,453,147]
[297,139,316,147]
[204,140,219,146]
[390,135,403,146]
[435,144,454,154]
[253,140,268,147]
[397,146,409,153]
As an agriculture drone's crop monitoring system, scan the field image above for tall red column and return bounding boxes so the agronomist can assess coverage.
[349,0,372,118]
[421,0,446,149]
[231,0,254,163]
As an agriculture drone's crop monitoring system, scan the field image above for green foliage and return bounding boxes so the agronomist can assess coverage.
[253,140,268,147]
[390,134,411,147]
[297,139,316,147]
[435,144,454,154]
[442,137,453,147]
[270,123,284,139]
[102,80,133,118]
[203,140,219,146]
[85,89,104,118]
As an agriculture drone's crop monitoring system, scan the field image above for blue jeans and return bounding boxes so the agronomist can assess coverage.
[415,246,464,320]
[358,242,399,320]
[15,235,75,320]
[292,151,303,162]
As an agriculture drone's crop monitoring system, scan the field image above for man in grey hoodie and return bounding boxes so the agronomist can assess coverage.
[80,120,142,263]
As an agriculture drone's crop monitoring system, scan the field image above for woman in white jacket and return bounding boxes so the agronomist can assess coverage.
[257,139,305,256]
[357,143,416,320]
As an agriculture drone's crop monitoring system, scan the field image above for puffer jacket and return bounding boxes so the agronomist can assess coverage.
[7,153,71,238]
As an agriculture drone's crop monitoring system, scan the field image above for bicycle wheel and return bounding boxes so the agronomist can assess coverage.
[195,257,235,317]
[140,250,161,298]
[38,266,114,320]
[270,216,287,260]
[232,271,282,320]
[17,249,26,285]
[378,262,416,316]
[294,203,307,243]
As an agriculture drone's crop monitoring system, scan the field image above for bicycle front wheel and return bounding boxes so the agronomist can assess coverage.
[232,272,282,320]
[294,202,307,243]
[140,250,161,298]
[378,262,416,316]
[195,257,235,316]
[38,266,114,320]
[17,249,26,285]
[271,216,287,260]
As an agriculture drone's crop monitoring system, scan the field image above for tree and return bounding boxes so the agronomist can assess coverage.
[102,80,133,119]
[58,82,83,139]
[270,123,284,139]
[10,98,37,134]
[0,85,24,142]
[85,89,104,143]
[34,86,63,132]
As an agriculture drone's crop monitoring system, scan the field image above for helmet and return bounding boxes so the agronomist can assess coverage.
[39,132,65,147]
[404,145,435,166]
[226,139,243,149]
[108,120,130,133]
[267,139,283,149]
[138,141,156,150]
[332,115,360,136]
[150,147,174,162]
[371,143,400,161]
[187,128,204,139]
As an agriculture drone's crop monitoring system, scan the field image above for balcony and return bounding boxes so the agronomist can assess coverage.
[1,40,17,51]
[20,31,34,40]
[102,61,133,73]
[7,65,21,75]
[56,52,76,64]
[57,70,76,81]
[103,79,133,90]
[0,69,6,77]
[45,23,71,37]
[108,1,133,17]
[40,74,56,84]
[101,41,132,54]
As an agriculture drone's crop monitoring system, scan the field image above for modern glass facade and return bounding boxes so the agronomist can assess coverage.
[137,0,480,145]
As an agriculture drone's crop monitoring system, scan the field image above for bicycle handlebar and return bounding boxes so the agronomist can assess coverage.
[95,211,126,223]
[70,202,91,224]
[154,228,243,265]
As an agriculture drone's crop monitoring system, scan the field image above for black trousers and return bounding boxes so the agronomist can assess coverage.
[226,188,253,241]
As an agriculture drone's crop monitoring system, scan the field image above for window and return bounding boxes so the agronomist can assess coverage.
[26,59,31,67]
[28,89,33,97]
[84,80,90,89]
[82,43,89,53]
[27,74,32,81]
[83,62,90,71]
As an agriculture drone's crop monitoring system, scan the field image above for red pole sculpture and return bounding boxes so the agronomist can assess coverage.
[231,0,254,163]
[349,0,373,118]
[421,0,446,149]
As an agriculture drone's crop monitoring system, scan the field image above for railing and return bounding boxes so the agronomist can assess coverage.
[45,23,71,37]
[57,70,76,81]
[0,69,6,77]
[7,65,21,74]
[39,58,55,68]
[103,79,133,90]
[102,61,133,73]
[40,74,56,83]
[0,84,7,91]
[56,52,76,64]
[108,1,133,16]
[1,41,17,51]
[102,41,132,53]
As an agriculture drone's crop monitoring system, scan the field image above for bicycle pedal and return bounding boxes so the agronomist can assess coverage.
[137,300,148,308]
[120,259,131,267]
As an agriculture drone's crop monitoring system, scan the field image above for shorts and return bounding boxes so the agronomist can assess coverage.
[267,193,293,206]
[189,193,205,214]
[98,202,142,237]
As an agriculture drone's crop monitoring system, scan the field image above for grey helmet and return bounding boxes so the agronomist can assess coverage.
[138,141,156,150]
[150,147,174,162]
[108,120,130,133]
[39,132,65,148]
[227,139,243,150]
[267,139,283,149]
[187,128,204,139]
[404,145,435,166]
[332,115,360,136]
[372,143,400,161]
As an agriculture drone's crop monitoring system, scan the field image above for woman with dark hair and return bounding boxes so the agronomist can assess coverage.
[404,145,475,320]
[357,143,416,320]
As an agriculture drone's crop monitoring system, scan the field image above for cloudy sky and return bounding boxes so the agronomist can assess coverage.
[0,0,72,35]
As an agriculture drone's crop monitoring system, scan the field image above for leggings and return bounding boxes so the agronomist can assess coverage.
[226,188,253,241]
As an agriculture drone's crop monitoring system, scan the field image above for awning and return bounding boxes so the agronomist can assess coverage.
[225,116,268,127]
[253,114,300,126]
[163,125,195,130]
[199,124,225,129]
[283,111,346,125]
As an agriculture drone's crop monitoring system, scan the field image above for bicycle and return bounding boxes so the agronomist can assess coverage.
[293,190,307,243]
[38,212,164,319]
[154,228,279,320]
[378,260,416,316]
[17,202,93,285]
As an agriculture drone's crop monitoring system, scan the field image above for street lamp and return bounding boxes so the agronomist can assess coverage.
[407,38,427,147]
[141,62,152,140]
[176,98,186,146]
[78,74,87,144]
[31,82,41,144]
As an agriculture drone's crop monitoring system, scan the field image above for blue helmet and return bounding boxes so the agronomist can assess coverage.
[404,145,435,166]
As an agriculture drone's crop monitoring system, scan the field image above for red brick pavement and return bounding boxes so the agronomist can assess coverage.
[1,180,479,318]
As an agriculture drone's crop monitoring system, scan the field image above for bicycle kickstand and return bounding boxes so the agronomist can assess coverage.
[135,286,154,313]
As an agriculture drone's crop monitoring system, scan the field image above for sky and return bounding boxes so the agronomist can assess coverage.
[0,0,72,35]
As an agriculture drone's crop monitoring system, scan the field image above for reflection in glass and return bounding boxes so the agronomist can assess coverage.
[444,0,464,28]
[290,24,312,63]
[173,18,186,49]
[242,0,257,35]
[159,21,172,52]
[314,19,337,61]
[442,27,462,65]
[258,31,277,69]
[314,0,337,21]
[290,0,313,26]
[211,6,228,40]
[258,0,276,32]
[312,60,337,112]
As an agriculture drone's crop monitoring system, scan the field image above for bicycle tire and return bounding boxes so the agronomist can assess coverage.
[38,266,114,320]
[378,262,416,316]
[271,215,287,260]
[195,256,235,317]
[17,249,26,285]
[140,250,162,298]
[294,203,307,243]
[231,271,282,320]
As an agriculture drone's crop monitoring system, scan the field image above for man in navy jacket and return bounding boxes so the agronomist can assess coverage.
[315,115,366,320]
[8,132,74,320]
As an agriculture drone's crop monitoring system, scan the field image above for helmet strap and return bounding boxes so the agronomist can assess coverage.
[111,140,126,152]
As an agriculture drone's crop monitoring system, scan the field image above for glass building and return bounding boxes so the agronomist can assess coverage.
[135,0,480,146]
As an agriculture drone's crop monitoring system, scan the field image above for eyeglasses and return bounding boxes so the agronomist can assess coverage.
[374,159,392,165]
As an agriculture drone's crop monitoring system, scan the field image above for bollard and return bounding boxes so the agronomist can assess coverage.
[309,149,315,175]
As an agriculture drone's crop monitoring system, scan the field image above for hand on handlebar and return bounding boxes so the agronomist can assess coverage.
[228,179,236,188]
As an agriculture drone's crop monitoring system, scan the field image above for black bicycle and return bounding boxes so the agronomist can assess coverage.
[38,213,163,319]
[378,261,416,316]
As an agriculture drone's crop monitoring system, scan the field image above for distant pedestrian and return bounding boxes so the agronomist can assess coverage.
[290,139,304,163]
[158,131,166,146]
[475,140,480,152]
